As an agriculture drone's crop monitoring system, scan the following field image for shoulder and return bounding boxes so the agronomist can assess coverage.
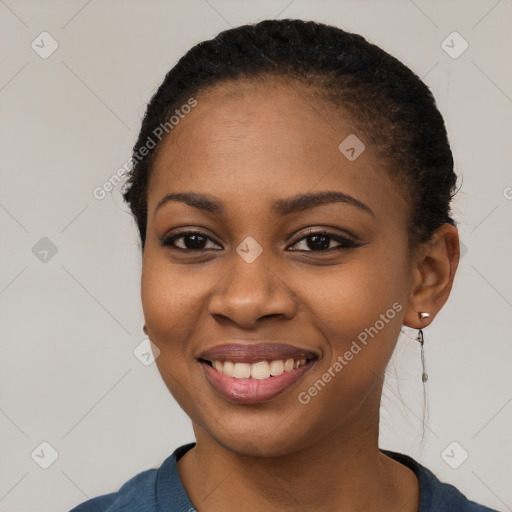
[381,449,500,512]
[68,443,196,512]
[68,466,158,511]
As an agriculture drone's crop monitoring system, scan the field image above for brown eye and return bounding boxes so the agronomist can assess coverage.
[288,231,360,252]
[161,231,222,251]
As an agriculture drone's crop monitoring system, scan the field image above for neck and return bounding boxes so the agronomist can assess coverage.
[177,411,419,512]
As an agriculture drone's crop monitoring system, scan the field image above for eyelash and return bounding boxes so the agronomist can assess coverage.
[160,229,361,253]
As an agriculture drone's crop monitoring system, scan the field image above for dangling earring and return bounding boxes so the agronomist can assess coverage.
[417,312,430,383]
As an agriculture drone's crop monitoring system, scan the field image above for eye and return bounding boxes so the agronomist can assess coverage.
[160,229,361,253]
[287,230,361,252]
[160,230,222,251]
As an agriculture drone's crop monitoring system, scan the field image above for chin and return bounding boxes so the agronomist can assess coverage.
[195,413,322,459]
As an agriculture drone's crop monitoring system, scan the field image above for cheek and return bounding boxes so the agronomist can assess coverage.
[310,254,408,386]
[305,250,405,325]
[141,253,211,419]
[141,250,203,345]
[140,267,199,417]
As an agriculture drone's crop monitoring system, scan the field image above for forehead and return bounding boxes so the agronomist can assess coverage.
[155,78,347,166]
[147,78,407,223]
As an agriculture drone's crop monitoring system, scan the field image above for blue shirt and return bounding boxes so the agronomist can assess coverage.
[69,443,499,511]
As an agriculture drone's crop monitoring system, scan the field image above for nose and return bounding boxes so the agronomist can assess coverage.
[208,253,297,329]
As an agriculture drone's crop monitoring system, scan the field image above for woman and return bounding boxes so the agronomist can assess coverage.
[71,18,499,512]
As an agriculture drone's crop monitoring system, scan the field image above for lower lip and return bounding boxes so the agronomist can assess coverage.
[200,360,317,404]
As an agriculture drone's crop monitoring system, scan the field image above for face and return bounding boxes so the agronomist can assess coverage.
[141,78,414,457]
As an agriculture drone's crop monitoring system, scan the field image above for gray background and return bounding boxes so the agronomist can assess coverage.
[0,1,511,511]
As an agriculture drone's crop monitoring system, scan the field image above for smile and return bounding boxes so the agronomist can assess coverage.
[199,357,318,404]
[209,358,309,379]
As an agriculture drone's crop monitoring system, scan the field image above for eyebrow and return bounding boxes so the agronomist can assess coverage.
[154,190,374,217]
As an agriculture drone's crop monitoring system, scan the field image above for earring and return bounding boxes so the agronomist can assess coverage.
[417,312,430,383]
[143,325,148,335]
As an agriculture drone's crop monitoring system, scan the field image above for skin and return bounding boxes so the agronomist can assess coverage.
[141,77,460,512]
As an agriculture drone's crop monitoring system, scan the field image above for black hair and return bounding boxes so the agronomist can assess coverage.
[121,18,458,252]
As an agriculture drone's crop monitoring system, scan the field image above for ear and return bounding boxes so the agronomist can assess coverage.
[403,224,460,329]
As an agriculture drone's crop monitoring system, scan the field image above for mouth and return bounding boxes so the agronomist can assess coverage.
[200,357,314,378]
[197,342,320,404]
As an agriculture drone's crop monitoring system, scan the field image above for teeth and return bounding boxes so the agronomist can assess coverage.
[284,358,295,372]
[251,361,270,380]
[211,358,308,379]
[223,361,235,377]
[269,360,284,376]
[233,362,251,378]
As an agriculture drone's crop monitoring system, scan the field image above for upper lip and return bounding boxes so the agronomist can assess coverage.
[198,342,319,363]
